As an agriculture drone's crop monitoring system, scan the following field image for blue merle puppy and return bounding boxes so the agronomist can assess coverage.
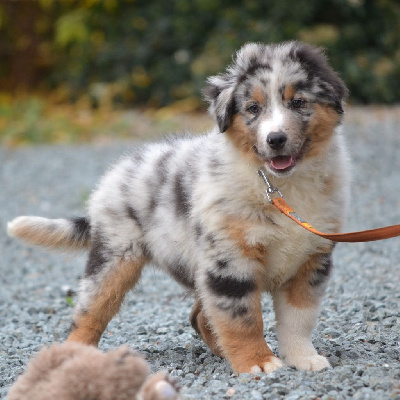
[8,41,350,375]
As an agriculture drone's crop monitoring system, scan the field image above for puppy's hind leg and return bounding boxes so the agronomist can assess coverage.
[190,298,223,357]
[67,236,148,346]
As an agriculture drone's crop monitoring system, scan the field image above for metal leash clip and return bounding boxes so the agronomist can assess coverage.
[257,168,283,203]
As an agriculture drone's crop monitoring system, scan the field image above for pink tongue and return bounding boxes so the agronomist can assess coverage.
[270,156,294,170]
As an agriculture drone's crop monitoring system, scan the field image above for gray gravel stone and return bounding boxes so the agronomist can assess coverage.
[1,109,400,399]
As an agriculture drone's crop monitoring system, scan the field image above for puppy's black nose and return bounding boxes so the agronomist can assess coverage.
[267,131,287,150]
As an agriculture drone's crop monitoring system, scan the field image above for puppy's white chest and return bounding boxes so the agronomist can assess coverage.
[260,205,329,290]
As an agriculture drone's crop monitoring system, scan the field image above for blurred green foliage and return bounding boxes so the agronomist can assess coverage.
[1,0,400,106]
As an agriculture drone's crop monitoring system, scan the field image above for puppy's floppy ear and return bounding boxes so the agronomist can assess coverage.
[290,42,348,115]
[203,74,236,133]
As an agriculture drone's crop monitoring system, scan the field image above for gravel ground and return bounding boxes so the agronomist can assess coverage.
[1,108,400,399]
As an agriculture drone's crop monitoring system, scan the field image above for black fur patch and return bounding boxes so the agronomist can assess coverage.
[310,254,333,286]
[239,57,271,83]
[217,114,229,133]
[218,96,237,133]
[71,217,91,243]
[206,271,256,298]
[68,321,78,334]
[194,222,203,239]
[148,150,173,213]
[140,242,152,259]
[174,172,191,216]
[85,233,109,276]
[216,301,249,318]
[216,259,229,269]
[126,205,143,230]
[231,305,249,318]
[167,262,194,289]
[205,233,216,248]
[295,80,313,93]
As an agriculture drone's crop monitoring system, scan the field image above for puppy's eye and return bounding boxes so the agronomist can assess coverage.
[247,104,260,114]
[291,99,305,109]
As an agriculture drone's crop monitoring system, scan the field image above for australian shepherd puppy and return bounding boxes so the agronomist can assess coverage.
[8,41,350,375]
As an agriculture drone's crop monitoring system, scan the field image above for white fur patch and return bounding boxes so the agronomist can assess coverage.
[258,108,285,137]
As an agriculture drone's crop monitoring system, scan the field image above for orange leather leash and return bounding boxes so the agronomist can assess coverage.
[258,168,400,243]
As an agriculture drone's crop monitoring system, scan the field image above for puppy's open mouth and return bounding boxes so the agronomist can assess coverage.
[267,155,296,173]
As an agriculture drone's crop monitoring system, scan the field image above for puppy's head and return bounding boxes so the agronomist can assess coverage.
[203,41,348,176]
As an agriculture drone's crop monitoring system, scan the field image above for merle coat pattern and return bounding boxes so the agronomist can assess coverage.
[8,41,350,374]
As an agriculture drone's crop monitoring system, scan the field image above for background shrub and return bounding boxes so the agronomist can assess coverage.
[1,0,400,106]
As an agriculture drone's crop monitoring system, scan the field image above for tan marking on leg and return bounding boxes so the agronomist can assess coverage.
[283,253,329,309]
[225,115,259,163]
[190,300,223,357]
[224,217,267,262]
[305,104,339,158]
[208,291,281,374]
[67,257,147,346]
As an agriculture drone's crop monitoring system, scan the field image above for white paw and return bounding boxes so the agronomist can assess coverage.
[285,354,331,371]
[154,380,178,400]
[249,356,284,374]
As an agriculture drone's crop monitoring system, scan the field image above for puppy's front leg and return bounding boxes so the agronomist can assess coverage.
[200,273,283,374]
[273,253,333,371]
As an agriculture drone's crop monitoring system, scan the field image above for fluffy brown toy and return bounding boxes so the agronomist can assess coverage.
[8,342,179,400]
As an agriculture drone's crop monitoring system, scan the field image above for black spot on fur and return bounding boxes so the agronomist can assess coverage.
[71,217,91,243]
[240,61,272,82]
[216,302,249,318]
[244,85,251,100]
[217,113,229,133]
[140,242,152,259]
[238,61,272,83]
[216,259,229,269]
[85,233,109,276]
[232,305,249,318]
[168,262,194,289]
[148,150,173,213]
[205,233,216,248]
[206,271,256,298]
[295,80,312,93]
[194,223,203,239]
[69,321,78,334]
[131,151,144,164]
[126,205,143,230]
[174,172,191,216]
[310,254,333,286]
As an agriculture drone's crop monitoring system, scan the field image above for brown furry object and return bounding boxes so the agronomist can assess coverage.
[8,342,179,400]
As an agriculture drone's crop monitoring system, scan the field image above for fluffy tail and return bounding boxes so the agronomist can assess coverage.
[7,216,91,250]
